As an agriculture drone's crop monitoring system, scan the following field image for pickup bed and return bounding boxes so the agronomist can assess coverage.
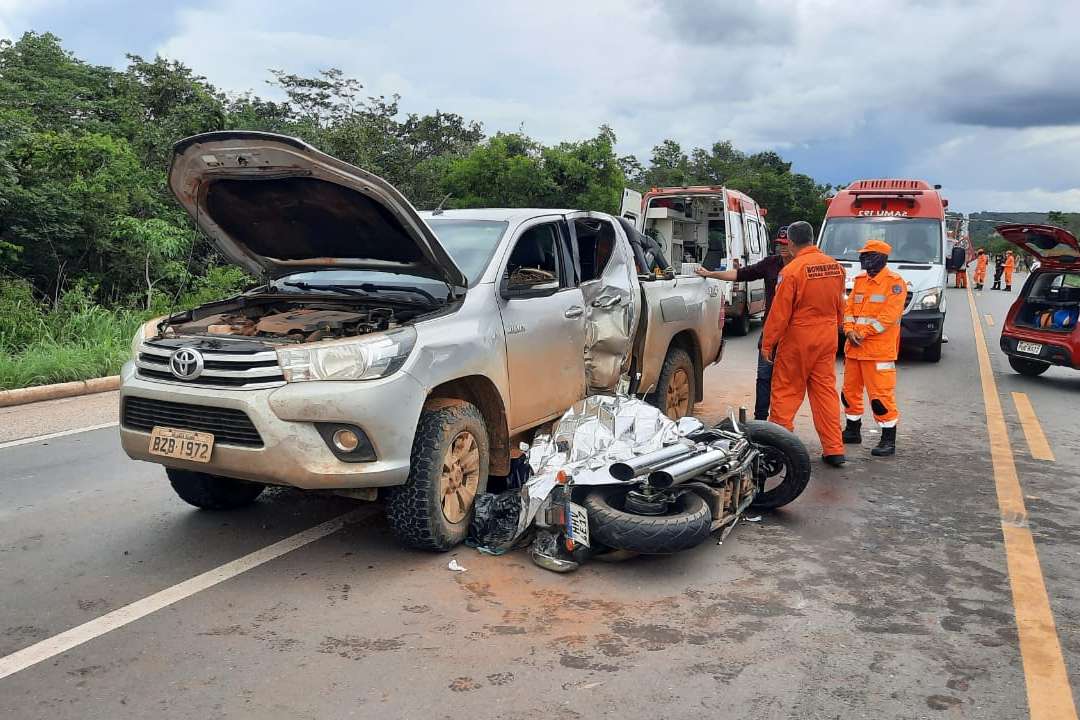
[119,131,725,550]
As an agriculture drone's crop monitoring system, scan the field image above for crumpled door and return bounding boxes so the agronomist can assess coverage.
[571,214,640,392]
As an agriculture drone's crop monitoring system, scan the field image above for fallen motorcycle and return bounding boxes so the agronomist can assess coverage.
[528,412,811,569]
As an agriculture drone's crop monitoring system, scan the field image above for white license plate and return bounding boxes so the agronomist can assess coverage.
[567,502,590,548]
[1017,341,1043,356]
[149,426,214,463]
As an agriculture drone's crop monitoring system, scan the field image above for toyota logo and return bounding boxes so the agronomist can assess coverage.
[169,348,204,380]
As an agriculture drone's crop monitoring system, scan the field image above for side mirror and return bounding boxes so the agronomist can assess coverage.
[501,279,560,300]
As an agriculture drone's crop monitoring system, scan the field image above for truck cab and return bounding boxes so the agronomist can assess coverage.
[622,186,770,336]
[817,179,949,361]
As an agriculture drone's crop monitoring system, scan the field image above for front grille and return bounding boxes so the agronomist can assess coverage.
[122,397,264,447]
[136,341,284,389]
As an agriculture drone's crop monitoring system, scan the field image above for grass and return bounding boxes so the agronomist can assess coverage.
[0,280,145,390]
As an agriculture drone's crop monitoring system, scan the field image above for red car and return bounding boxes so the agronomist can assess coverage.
[998,223,1080,376]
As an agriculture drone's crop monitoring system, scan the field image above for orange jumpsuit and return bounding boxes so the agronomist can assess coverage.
[762,245,846,456]
[973,253,988,286]
[842,267,906,428]
[1004,253,1015,286]
[955,266,968,288]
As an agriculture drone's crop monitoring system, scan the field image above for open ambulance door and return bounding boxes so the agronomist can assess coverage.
[621,188,644,231]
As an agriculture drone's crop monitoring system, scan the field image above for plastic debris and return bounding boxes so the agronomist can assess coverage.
[746,515,762,523]
[447,559,467,572]
[467,491,523,554]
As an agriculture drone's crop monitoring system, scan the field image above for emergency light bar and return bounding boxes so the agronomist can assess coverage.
[850,189,924,207]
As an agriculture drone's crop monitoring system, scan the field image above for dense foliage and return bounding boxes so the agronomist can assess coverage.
[0,31,836,386]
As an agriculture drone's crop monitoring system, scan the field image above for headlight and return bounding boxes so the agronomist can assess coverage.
[276,327,417,382]
[915,288,942,310]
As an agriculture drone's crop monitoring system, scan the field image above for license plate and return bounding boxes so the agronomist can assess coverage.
[149,426,214,463]
[1017,341,1043,356]
[567,502,590,548]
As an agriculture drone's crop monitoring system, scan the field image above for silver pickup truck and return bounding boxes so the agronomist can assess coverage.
[119,131,725,550]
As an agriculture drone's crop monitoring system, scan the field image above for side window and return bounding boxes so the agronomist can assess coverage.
[505,223,562,290]
[574,218,617,283]
[745,219,760,254]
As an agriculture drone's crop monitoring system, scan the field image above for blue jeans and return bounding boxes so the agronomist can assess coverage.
[756,335,773,420]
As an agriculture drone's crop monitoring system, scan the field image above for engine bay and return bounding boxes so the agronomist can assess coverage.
[163,302,411,344]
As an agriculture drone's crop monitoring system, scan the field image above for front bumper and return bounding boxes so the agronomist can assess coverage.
[118,362,427,489]
[900,309,945,348]
[1000,332,1076,369]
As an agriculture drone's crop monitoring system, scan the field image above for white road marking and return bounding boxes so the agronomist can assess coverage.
[0,422,118,451]
[0,507,370,681]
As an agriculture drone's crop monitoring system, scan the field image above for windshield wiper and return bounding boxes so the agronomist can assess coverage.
[281,281,442,305]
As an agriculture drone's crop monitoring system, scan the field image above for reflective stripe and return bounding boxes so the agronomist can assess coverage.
[876,361,896,371]
[854,317,886,333]
[846,414,862,422]
[869,294,886,302]
[870,319,885,332]
[878,419,898,428]
[844,315,856,323]
[853,294,865,302]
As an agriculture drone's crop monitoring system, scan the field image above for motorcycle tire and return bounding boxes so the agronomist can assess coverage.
[583,488,712,554]
[719,419,811,510]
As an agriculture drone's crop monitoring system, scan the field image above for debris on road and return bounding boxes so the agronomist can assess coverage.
[447,559,467,572]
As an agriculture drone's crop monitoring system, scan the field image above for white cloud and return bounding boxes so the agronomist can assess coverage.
[10,0,1079,213]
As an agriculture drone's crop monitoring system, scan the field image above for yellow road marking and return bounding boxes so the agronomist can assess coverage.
[966,286,1076,719]
[985,313,994,326]
[1012,392,1056,462]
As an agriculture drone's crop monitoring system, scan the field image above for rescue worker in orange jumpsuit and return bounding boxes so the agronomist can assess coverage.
[1004,250,1016,291]
[761,221,847,467]
[840,240,906,456]
[973,248,988,290]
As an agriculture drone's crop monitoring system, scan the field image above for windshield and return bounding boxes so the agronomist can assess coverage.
[820,217,943,264]
[426,219,509,284]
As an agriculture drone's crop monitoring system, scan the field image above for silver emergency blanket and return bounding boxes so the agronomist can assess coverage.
[494,395,703,546]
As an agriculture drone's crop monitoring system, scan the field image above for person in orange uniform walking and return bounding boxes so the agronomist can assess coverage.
[1003,250,1016,291]
[761,221,847,467]
[840,239,905,457]
[973,248,988,290]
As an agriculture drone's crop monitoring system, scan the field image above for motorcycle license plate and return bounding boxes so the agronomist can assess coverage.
[1017,341,1043,356]
[567,502,590,548]
[149,426,214,463]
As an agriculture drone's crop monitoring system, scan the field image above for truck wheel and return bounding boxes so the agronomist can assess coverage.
[166,468,264,510]
[717,419,811,509]
[726,307,751,337]
[922,339,943,362]
[1009,355,1050,377]
[387,400,489,551]
[650,347,696,420]
[583,488,711,554]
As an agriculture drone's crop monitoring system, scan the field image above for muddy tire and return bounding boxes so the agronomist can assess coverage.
[1009,355,1050,377]
[584,488,712,554]
[649,347,696,420]
[387,401,489,551]
[718,419,811,510]
[166,468,264,510]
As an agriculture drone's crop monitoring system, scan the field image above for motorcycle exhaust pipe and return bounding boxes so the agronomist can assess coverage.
[608,443,697,481]
[647,448,729,488]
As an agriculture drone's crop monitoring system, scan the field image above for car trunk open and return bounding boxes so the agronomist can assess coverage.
[1011,270,1080,333]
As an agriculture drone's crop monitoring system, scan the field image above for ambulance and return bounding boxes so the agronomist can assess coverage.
[817,179,951,361]
[622,186,770,336]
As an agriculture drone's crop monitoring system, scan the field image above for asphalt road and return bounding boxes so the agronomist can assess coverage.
[1,279,1077,719]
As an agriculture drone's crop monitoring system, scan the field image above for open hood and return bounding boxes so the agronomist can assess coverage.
[168,131,467,289]
[996,223,1080,267]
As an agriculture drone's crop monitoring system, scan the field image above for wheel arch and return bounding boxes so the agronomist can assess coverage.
[426,375,510,475]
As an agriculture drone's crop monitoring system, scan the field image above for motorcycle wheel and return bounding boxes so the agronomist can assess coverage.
[583,488,711,554]
[718,419,811,510]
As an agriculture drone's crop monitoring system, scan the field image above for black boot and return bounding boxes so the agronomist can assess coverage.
[871,426,896,457]
[1005,285,1012,292]
[842,419,862,444]
[822,454,847,467]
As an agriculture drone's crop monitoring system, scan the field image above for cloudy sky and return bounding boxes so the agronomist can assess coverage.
[3,0,1079,213]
